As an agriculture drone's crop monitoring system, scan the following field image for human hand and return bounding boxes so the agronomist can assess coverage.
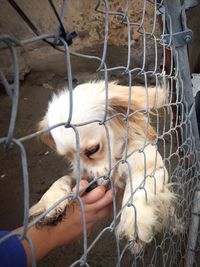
[21,180,113,265]
[52,179,113,247]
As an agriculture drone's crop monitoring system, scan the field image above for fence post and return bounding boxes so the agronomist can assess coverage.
[164,0,200,151]
[186,190,200,267]
[163,0,200,266]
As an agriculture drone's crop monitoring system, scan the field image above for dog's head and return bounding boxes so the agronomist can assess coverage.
[38,81,165,181]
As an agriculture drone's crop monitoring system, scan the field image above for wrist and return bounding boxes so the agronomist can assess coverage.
[20,225,56,266]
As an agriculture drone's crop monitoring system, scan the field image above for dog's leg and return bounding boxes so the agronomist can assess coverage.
[29,175,72,224]
[116,146,175,252]
[116,177,158,251]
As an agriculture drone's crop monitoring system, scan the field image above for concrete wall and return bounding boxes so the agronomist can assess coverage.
[188,3,200,73]
[0,0,158,80]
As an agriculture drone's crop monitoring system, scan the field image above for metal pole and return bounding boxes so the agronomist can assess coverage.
[186,190,200,267]
[164,0,200,153]
[164,1,200,266]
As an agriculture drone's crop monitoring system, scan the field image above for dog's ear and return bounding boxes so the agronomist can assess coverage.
[38,117,56,150]
[108,82,165,112]
[108,82,158,140]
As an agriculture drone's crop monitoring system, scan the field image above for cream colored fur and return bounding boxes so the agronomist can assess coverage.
[29,81,175,249]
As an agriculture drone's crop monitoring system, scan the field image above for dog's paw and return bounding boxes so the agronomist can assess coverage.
[116,188,176,253]
[29,175,72,225]
[129,240,144,255]
[116,202,156,252]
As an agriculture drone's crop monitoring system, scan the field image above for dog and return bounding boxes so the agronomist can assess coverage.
[29,81,175,249]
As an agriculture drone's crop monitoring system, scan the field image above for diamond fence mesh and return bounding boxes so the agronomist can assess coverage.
[0,0,200,266]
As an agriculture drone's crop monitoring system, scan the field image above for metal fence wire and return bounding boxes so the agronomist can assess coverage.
[0,0,200,266]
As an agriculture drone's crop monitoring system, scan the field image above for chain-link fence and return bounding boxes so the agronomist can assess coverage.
[0,0,200,266]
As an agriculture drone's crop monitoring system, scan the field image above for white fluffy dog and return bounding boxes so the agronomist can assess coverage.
[29,81,175,247]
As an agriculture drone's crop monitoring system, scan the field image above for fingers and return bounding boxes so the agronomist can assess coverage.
[89,189,113,210]
[96,204,113,220]
[73,180,108,204]
[91,205,112,224]
[72,180,89,195]
[85,204,113,232]
[73,180,113,212]
[82,186,106,204]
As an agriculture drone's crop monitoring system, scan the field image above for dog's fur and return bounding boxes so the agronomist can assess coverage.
[29,81,175,248]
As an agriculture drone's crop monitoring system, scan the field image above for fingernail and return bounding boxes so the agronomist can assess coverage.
[98,185,106,192]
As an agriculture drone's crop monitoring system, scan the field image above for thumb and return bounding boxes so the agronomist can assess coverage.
[82,186,106,204]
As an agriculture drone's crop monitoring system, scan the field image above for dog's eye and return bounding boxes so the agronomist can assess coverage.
[84,144,100,158]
